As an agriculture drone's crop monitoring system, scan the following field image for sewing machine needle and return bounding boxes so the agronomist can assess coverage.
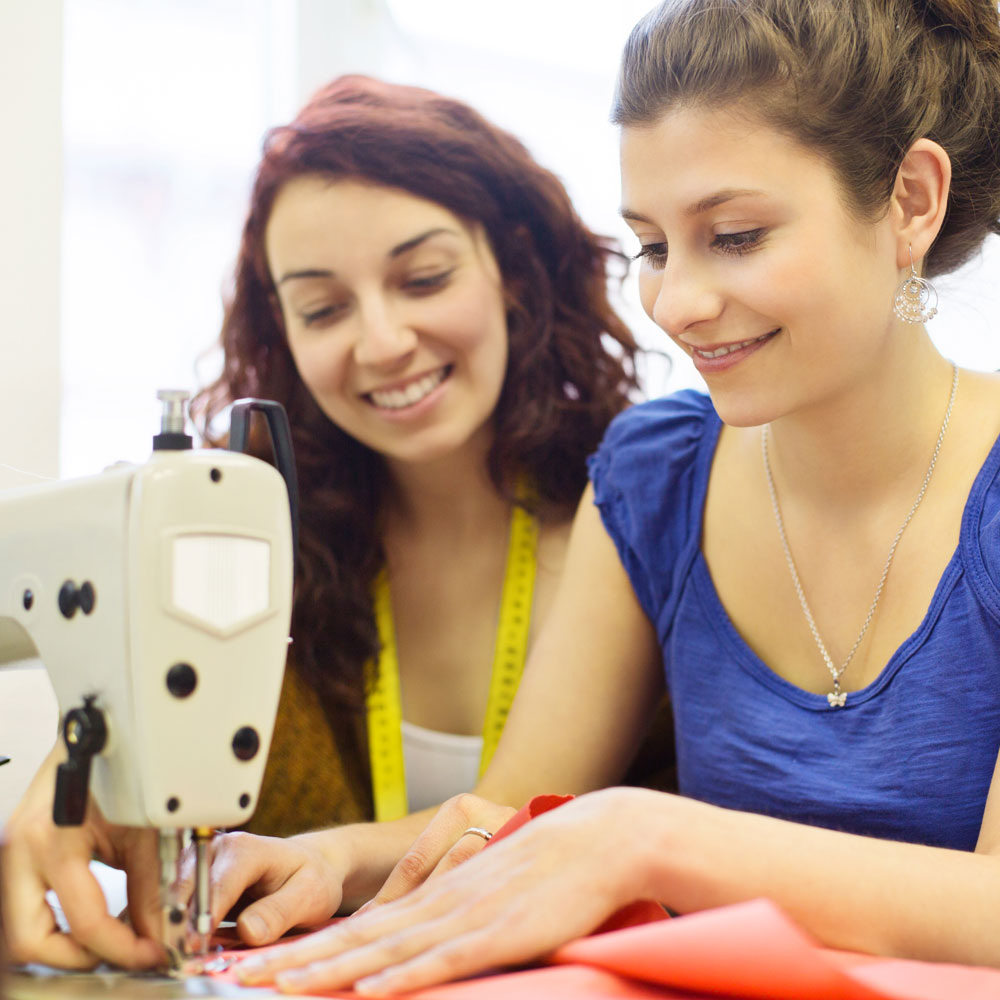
[192,827,213,955]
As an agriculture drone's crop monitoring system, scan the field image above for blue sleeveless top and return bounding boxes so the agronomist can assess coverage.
[588,390,1000,850]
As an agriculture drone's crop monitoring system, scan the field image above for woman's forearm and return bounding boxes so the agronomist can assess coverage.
[641,790,1000,965]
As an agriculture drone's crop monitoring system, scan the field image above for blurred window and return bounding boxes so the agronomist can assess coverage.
[62,0,1000,475]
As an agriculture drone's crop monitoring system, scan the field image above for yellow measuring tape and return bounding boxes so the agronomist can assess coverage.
[366,503,539,822]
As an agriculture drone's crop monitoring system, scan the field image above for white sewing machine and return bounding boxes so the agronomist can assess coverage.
[0,391,296,968]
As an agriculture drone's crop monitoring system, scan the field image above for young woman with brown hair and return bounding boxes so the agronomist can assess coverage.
[194,73,643,837]
[1,74,647,971]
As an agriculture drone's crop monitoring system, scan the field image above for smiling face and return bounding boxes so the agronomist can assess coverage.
[266,175,509,469]
[620,105,902,427]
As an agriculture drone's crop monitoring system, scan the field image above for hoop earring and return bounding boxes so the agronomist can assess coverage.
[893,246,938,324]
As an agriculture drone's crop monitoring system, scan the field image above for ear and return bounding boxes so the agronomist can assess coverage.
[889,138,951,273]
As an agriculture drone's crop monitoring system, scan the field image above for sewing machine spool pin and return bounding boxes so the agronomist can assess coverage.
[154,390,194,452]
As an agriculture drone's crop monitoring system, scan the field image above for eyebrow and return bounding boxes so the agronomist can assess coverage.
[389,227,460,258]
[620,188,765,223]
[276,227,461,286]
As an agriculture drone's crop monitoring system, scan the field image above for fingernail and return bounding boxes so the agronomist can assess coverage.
[275,969,308,993]
[242,913,267,941]
[236,957,266,983]
[355,974,392,996]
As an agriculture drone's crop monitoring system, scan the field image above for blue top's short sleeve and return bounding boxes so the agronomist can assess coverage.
[588,390,720,638]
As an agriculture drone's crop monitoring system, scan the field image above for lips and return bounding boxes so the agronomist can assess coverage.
[365,366,451,411]
[690,329,779,360]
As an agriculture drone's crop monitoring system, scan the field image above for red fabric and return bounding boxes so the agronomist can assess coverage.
[554,898,885,1000]
[486,792,574,843]
[204,794,1000,999]
[210,899,1000,999]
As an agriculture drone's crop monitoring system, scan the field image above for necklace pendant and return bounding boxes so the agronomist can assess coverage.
[762,364,958,721]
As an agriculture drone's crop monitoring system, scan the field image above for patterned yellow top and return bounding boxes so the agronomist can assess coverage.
[245,662,374,837]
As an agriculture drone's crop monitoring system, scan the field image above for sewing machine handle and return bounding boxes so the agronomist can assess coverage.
[228,398,299,567]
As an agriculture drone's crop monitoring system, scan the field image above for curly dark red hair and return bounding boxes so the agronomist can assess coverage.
[192,74,638,713]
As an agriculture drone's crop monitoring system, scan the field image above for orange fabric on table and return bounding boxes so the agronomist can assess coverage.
[204,794,1000,999]
[555,898,885,1000]
[207,900,1000,999]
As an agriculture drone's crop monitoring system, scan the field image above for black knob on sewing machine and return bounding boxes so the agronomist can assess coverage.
[53,696,108,826]
[57,580,96,618]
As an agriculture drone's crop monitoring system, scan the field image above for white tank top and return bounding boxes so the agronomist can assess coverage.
[400,719,483,813]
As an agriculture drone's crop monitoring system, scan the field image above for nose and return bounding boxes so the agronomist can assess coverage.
[644,255,724,338]
[352,297,418,368]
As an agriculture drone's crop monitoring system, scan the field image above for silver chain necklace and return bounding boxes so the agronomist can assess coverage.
[761,362,959,709]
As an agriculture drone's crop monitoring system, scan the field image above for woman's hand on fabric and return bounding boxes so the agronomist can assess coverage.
[354,793,518,915]
[196,830,350,947]
[235,787,660,995]
[1,745,165,971]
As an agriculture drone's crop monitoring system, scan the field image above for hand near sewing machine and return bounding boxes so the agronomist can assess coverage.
[191,829,347,947]
[1,743,165,970]
[234,787,656,995]
[199,794,514,945]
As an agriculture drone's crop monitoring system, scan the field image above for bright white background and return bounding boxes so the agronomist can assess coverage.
[56,0,673,480]
[2,0,1000,484]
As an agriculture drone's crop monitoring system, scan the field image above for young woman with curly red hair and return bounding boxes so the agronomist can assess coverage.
[192,73,646,838]
[2,75,659,971]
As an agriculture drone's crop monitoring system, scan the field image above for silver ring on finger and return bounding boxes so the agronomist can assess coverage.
[461,826,493,842]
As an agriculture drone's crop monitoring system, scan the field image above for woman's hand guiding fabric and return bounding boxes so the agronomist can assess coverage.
[195,831,349,947]
[235,789,656,995]
[354,794,517,915]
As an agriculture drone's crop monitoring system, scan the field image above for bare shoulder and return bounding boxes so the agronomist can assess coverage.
[960,367,1000,399]
[536,504,574,573]
[530,503,576,641]
[958,367,1000,407]
[952,368,1000,464]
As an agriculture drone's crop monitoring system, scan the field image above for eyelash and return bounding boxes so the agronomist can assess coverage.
[631,243,667,266]
[404,268,455,292]
[299,269,456,327]
[631,229,767,269]
[301,305,342,327]
[714,228,766,254]
[301,303,347,327]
